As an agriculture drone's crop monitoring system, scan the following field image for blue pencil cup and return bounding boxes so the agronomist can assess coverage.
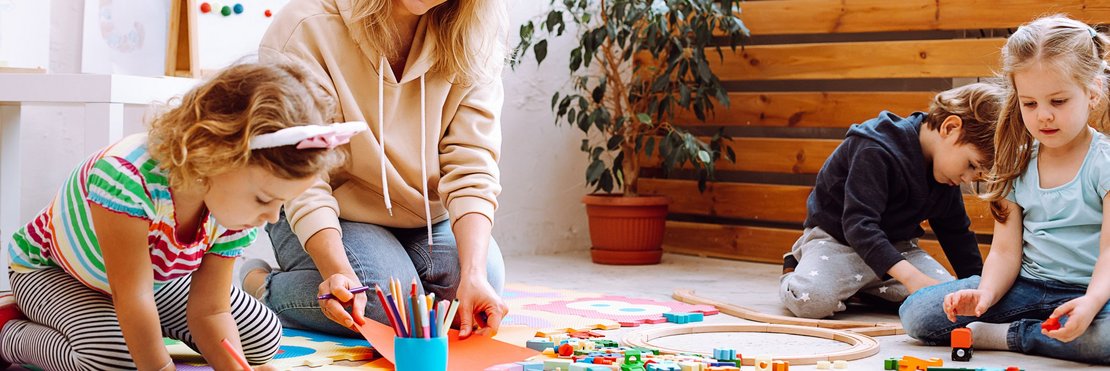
[394,336,448,371]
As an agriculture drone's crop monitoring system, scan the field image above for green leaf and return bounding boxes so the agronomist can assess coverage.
[607,135,624,150]
[636,113,652,125]
[581,139,590,152]
[697,150,711,163]
[591,146,605,161]
[598,170,614,193]
[592,83,606,104]
[586,159,605,183]
[551,92,560,111]
[570,48,583,71]
[646,137,656,157]
[534,39,548,64]
[520,21,534,41]
[545,11,562,33]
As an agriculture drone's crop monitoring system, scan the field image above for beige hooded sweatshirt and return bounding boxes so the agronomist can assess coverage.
[259,0,503,247]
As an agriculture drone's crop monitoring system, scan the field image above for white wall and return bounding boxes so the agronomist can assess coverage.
[495,1,591,256]
[7,1,590,268]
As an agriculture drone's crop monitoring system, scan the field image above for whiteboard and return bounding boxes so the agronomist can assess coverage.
[194,0,290,71]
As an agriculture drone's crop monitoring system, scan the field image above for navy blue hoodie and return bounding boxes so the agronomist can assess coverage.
[804,111,983,279]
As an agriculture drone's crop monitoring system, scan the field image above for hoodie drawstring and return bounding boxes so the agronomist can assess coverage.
[379,56,434,245]
[379,56,393,216]
[420,75,433,245]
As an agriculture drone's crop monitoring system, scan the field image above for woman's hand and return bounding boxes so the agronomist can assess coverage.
[1042,295,1100,342]
[943,289,996,322]
[317,273,367,330]
[455,274,508,338]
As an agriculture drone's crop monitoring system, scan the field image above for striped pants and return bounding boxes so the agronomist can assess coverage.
[1,268,282,370]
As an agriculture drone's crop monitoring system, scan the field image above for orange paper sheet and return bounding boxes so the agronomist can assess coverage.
[355,321,540,369]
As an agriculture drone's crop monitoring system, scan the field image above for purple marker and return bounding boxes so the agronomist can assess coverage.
[317,285,371,301]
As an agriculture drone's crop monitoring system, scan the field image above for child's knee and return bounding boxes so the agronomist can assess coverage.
[244,312,283,363]
[779,276,842,319]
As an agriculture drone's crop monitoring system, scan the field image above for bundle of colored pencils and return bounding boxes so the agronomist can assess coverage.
[374,277,459,338]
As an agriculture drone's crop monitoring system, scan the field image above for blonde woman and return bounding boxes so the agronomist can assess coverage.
[242,0,509,338]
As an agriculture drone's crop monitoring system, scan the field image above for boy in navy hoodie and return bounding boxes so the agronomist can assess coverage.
[780,83,1004,318]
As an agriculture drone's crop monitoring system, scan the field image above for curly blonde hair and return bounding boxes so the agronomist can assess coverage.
[985,15,1110,223]
[348,0,508,85]
[148,62,345,192]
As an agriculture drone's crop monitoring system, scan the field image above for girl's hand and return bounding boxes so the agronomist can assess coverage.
[944,289,995,322]
[1042,295,1100,342]
[455,275,508,339]
[317,273,367,330]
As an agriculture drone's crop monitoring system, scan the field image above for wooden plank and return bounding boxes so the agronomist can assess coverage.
[641,179,811,224]
[709,38,1004,81]
[938,1,1110,31]
[734,0,1110,36]
[641,179,994,234]
[673,92,933,128]
[640,137,841,174]
[662,221,800,264]
[662,221,990,275]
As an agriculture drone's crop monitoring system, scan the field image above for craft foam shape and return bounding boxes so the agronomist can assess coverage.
[525,295,718,326]
[354,320,540,370]
[833,360,848,369]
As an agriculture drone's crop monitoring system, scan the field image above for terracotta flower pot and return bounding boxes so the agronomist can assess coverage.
[581,194,669,265]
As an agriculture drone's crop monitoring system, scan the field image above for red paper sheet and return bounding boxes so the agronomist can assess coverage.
[355,321,540,369]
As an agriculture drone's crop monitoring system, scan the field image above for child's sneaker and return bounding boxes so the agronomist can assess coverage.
[782,252,799,274]
[0,292,25,369]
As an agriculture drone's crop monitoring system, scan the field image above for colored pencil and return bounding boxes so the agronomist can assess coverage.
[220,338,252,371]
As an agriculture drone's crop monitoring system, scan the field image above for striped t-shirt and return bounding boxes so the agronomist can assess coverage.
[8,134,255,294]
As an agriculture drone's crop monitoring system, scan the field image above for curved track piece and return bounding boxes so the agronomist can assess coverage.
[673,289,904,336]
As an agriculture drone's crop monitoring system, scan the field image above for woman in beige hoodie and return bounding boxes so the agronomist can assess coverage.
[241,0,509,338]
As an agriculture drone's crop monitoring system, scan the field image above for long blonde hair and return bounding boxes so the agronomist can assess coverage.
[986,14,1110,222]
[348,0,508,85]
[148,63,345,192]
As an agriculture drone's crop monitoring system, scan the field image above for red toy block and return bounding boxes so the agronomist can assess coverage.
[1041,317,1060,331]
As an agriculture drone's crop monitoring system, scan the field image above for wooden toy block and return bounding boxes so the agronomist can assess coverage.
[516,361,545,371]
[833,360,848,369]
[1041,317,1060,331]
[678,361,704,371]
[754,356,773,371]
[898,356,943,371]
[647,363,682,371]
[772,360,790,371]
[712,348,736,361]
[817,360,832,369]
[485,363,525,371]
[569,330,605,339]
[528,338,556,352]
[884,358,899,370]
[545,358,573,370]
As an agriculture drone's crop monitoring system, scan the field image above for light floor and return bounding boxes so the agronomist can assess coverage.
[506,251,1105,370]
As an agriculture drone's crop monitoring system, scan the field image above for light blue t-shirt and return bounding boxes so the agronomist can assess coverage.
[1008,128,1110,286]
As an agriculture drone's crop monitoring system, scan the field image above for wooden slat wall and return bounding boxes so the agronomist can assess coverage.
[736,0,1110,35]
[640,1,1110,273]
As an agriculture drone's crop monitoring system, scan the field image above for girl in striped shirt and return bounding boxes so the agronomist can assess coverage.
[1,63,359,370]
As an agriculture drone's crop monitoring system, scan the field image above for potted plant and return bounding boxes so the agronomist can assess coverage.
[513,0,748,264]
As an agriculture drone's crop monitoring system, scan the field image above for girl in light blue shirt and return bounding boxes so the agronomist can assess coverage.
[899,15,1110,365]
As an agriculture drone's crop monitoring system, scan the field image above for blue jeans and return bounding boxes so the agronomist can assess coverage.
[262,214,505,337]
[900,275,1110,364]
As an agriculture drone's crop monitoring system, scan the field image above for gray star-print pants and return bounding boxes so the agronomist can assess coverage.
[779,226,954,319]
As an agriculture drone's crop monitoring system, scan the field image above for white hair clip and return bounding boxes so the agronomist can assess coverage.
[249,121,369,150]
